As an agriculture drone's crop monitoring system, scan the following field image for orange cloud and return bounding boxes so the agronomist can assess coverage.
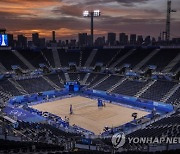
[1,0,180,39]
[0,0,64,18]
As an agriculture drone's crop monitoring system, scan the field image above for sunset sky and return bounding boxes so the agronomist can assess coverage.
[0,0,180,40]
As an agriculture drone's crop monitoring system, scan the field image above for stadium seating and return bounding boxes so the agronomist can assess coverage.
[171,62,180,73]
[42,49,56,67]
[140,80,177,101]
[116,48,153,68]
[19,50,48,68]
[0,89,12,103]
[80,48,92,66]
[106,49,130,67]
[112,79,149,97]
[0,48,180,153]
[58,49,80,67]
[86,73,107,87]
[120,111,180,151]
[91,49,120,66]
[93,75,123,91]
[16,77,54,94]
[0,79,21,96]
[68,72,86,82]
[141,49,180,72]
[0,48,179,72]
[127,111,180,139]
[0,50,28,70]
[167,87,180,105]
[45,74,65,88]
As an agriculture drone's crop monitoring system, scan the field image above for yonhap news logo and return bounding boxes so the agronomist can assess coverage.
[111,132,126,148]
[111,132,180,149]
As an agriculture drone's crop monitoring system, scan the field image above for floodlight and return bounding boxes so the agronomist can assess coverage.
[83,11,89,17]
[93,10,100,17]
[83,10,101,46]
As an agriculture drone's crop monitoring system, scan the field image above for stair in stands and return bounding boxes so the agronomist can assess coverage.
[0,62,7,73]
[12,50,35,70]
[42,76,60,90]
[107,78,127,93]
[135,80,156,98]
[90,75,111,89]
[40,51,52,67]
[106,50,121,67]
[109,49,135,68]
[52,48,61,68]
[8,79,28,95]
[133,49,160,71]
[160,83,180,103]
[175,66,180,75]
[82,73,91,85]
[84,49,98,67]
[162,53,180,73]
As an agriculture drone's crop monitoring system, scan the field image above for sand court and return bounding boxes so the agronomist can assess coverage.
[32,96,149,134]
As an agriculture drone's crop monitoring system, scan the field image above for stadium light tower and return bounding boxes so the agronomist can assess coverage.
[83,10,101,46]
[166,0,176,41]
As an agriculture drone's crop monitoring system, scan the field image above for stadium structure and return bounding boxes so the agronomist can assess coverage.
[0,42,180,153]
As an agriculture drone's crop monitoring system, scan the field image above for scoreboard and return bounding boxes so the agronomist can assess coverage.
[0,34,8,46]
[65,81,80,92]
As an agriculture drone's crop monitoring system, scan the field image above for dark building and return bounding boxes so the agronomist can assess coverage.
[13,40,18,48]
[108,32,116,46]
[158,36,162,43]
[32,33,39,47]
[57,40,62,46]
[144,36,151,45]
[130,34,136,45]
[39,38,46,48]
[137,35,143,45]
[70,39,76,46]
[78,33,87,46]
[28,41,33,48]
[7,34,14,47]
[95,36,105,46]
[52,31,56,43]
[17,35,27,48]
[61,41,65,46]
[172,38,180,45]
[0,29,6,34]
[152,37,156,44]
[119,33,128,45]
[87,35,92,46]
[66,40,69,46]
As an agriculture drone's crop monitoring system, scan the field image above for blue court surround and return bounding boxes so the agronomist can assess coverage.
[4,88,174,135]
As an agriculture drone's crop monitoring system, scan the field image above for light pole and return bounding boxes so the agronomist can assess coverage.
[83,10,101,46]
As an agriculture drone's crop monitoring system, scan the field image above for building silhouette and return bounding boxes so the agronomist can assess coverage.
[7,34,14,47]
[32,33,39,47]
[78,33,87,46]
[130,34,136,45]
[52,31,56,43]
[119,33,128,45]
[17,35,27,48]
[95,36,105,46]
[137,35,143,45]
[108,32,116,46]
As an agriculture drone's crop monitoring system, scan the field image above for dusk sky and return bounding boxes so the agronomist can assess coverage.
[0,0,180,40]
